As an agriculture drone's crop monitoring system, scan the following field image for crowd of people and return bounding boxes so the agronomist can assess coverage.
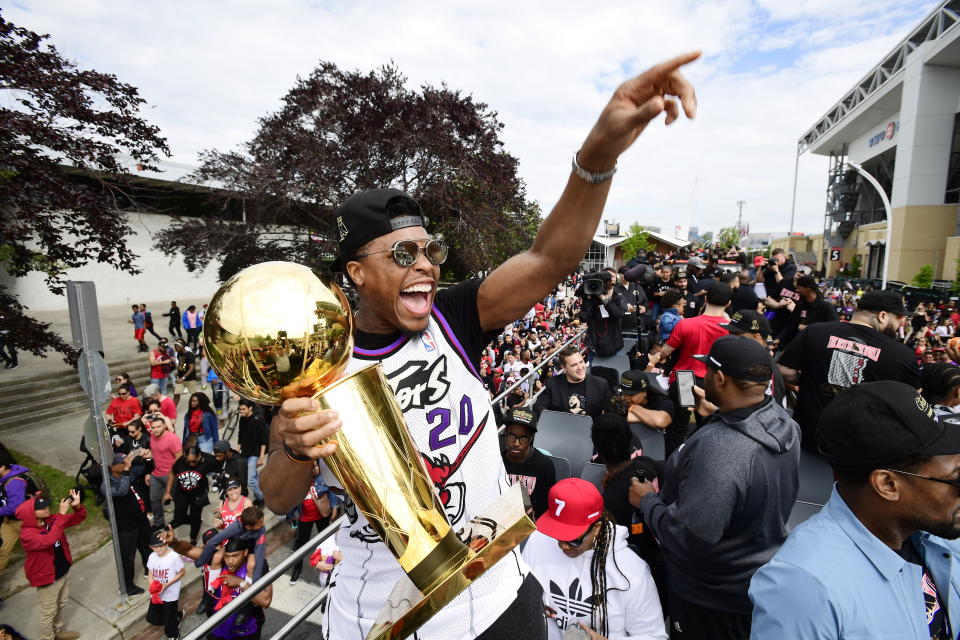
[8,51,960,640]
[0,331,339,640]
[478,240,960,639]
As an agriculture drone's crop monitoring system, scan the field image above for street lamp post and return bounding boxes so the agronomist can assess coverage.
[847,161,893,289]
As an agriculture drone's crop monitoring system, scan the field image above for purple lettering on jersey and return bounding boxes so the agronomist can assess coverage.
[459,395,474,436]
[428,408,454,450]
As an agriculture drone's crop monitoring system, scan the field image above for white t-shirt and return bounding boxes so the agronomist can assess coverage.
[148,551,185,602]
[522,524,666,640]
[321,283,526,640]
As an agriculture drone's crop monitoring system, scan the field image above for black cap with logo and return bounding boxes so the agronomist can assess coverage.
[693,335,772,383]
[619,370,650,394]
[330,189,426,271]
[858,290,912,316]
[502,408,537,432]
[818,381,960,465]
[721,310,771,338]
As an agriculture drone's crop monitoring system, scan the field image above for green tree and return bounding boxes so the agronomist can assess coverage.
[717,226,741,249]
[912,264,935,289]
[619,223,651,263]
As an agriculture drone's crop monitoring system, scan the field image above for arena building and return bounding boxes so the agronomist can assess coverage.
[784,0,960,284]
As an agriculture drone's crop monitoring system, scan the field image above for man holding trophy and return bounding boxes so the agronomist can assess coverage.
[233,52,699,640]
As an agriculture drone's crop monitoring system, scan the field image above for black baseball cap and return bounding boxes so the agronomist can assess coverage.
[225,479,241,490]
[619,370,650,394]
[693,335,772,383]
[721,310,772,338]
[502,408,537,432]
[858,290,912,316]
[33,496,50,510]
[148,529,166,547]
[330,189,426,271]
[796,275,818,289]
[818,381,960,466]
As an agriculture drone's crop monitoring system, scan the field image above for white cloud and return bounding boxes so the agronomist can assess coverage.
[4,0,940,238]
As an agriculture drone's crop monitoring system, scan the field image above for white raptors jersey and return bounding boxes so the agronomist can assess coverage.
[321,286,527,639]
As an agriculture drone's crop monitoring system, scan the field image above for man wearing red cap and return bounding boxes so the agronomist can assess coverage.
[523,478,666,639]
[261,52,701,640]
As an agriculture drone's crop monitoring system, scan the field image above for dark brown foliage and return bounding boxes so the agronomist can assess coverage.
[0,12,169,362]
[156,61,541,282]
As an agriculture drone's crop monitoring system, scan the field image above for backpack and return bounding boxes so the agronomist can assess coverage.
[0,468,49,504]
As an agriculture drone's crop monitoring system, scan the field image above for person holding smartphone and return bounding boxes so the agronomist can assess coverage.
[657,283,733,458]
[628,336,800,639]
[16,490,86,640]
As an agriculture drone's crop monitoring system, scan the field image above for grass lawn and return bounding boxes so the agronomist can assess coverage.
[8,448,105,534]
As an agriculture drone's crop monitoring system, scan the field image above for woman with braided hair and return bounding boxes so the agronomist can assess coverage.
[523,478,666,640]
[920,361,960,415]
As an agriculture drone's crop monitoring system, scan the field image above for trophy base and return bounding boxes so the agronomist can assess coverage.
[365,484,536,640]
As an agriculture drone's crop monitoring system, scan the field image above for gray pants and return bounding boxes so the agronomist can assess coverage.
[149,473,169,527]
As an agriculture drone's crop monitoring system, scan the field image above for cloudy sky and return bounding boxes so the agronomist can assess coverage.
[6,0,938,237]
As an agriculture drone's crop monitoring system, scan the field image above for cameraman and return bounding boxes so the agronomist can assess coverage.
[761,248,798,339]
[620,264,654,351]
[577,269,628,361]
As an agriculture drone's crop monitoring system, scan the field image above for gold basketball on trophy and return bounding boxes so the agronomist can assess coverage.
[203,261,534,640]
[203,261,353,404]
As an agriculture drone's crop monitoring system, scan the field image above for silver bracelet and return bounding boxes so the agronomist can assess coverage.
[571,151,617,184]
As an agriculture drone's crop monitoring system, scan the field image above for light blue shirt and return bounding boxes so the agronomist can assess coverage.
[750,485,960,638]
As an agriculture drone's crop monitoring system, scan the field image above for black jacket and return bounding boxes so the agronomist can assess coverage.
[533,373,611,419]
[578,287,628,357]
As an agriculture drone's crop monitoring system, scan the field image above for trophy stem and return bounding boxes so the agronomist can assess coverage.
[311,363,469,593]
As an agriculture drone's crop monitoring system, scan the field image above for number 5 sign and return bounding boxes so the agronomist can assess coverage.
[830,247,842,262]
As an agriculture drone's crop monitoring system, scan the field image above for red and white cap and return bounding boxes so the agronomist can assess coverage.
[535,478,604,541]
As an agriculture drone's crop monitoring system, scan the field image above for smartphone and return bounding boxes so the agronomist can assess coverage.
[676,369,697,408]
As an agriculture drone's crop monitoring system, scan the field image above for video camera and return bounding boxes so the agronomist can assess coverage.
[623,263,656,286]
[582,271,612,296]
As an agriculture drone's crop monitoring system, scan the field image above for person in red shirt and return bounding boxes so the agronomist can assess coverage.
[289,461,340,584]
[148,340,174,394]
[658,282,733,458]
[16,491,86,640]
[106,384,142,428]
[143,384,178,423]
[146,416,183,529]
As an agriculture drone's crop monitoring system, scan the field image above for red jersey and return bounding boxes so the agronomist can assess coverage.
[106,396,142,425]
[666,314,729,381]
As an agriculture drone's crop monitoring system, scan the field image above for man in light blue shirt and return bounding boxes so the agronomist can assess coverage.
[750,381,960,639]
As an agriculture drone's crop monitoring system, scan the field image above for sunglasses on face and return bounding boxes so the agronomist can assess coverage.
[562,522,597,548]
[355,239,448,268]
[886,468,960,490]
[115,378,124,382]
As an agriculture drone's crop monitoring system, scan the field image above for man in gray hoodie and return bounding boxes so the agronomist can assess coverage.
[629,335,800,639]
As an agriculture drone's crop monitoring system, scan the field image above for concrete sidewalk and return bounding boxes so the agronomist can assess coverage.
[2,297,213,384]
[0,506,322,640]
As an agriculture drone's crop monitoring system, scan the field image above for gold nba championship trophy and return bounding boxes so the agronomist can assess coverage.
[203,262,535,640]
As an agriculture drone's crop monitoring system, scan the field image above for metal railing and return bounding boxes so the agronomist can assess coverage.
[181,515,344,640]
[183,327,588,640]
[490,327,587,419]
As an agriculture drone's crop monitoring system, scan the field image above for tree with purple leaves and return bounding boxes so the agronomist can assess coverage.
[155,61,541,283]
[0,11,169,363]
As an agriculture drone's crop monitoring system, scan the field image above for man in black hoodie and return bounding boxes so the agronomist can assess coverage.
[106,452,152,596]
[629,335,800,639]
